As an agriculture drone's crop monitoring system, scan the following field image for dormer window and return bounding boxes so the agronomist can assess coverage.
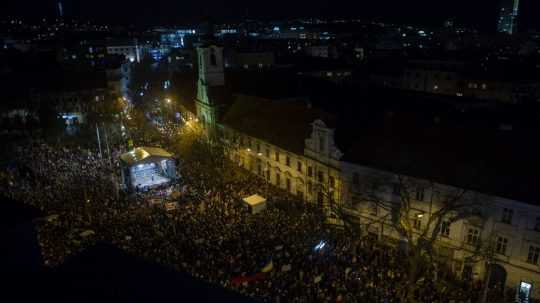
[319,135,325,153]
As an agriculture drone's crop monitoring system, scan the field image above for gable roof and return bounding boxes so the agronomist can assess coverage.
[221,94,335,154]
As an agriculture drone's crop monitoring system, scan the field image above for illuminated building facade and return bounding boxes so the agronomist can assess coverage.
[497,0,520,34]
[184,44,540,299]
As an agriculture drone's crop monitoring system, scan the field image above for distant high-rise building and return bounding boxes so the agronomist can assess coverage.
[497,0,519,34]
[57,2,64,18]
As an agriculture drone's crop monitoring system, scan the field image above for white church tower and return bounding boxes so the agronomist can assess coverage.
[195,44,225,126]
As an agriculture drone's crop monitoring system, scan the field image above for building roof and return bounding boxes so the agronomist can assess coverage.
[221,94,335,154]
[222,85,540,205]
[120,147,173,165]
[243,194,267,206]
[6,243,255,303]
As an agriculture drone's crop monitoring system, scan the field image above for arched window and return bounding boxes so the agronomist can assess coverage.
[210,49,217,66]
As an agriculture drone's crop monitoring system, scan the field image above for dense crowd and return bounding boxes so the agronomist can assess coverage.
[1,138,510,303]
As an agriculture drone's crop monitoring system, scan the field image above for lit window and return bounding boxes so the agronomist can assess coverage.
[481,83,487,90]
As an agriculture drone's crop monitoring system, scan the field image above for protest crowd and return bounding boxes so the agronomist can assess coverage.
[1,135,503,303]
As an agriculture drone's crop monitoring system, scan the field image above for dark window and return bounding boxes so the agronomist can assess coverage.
[528,246,540,264]
[318,171,324,183]
[275,151,279,162]
[441,221,451,237]
[535,217,540,231]
[308,166,313,177]
[297,161,302,172]
[392,183,400,195]
[352,173,360,185]
[275,173,281,187]
[496,236,508,255]
[265,148,270,158]
[210,50,217,66]
[286,156,291,167]
[502,208,513,224]
[369,203,378,216]
[413,217,422,229]
[286,178,291,192]
[416,188,425,201]
[329,176,335,188]
[319,135,326,153]
[467,229,479,245]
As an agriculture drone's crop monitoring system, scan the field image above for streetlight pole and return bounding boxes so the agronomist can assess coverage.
[96,123,103,159]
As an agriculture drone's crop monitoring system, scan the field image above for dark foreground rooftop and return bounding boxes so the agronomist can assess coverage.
[0,199,255,303]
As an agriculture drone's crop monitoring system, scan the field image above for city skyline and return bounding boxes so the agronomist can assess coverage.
[2,0,540,31]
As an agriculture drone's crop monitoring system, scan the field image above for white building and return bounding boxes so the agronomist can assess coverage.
[187,43,540,300]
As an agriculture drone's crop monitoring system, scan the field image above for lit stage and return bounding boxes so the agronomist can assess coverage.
[120,147,176,191]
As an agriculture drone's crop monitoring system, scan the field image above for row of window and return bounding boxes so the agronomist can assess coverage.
[468,82,488,90]
[243,137,336,187]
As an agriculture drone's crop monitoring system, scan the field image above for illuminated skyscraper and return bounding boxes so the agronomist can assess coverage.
[497,0,519,34]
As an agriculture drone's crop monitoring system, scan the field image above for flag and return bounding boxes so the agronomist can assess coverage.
[261,260,273,273]
[231,273,265,286]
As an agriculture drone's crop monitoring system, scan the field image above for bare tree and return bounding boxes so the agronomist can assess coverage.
[355,169,485,302]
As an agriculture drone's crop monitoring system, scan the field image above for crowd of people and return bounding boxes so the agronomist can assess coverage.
[1,136,508,303]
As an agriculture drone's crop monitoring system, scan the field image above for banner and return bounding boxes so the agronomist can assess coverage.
[231,273,265,286]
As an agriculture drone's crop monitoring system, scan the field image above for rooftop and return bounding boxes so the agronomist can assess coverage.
[120,147,173,165]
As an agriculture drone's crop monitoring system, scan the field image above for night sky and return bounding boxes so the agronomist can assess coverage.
[2,0,540,31]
